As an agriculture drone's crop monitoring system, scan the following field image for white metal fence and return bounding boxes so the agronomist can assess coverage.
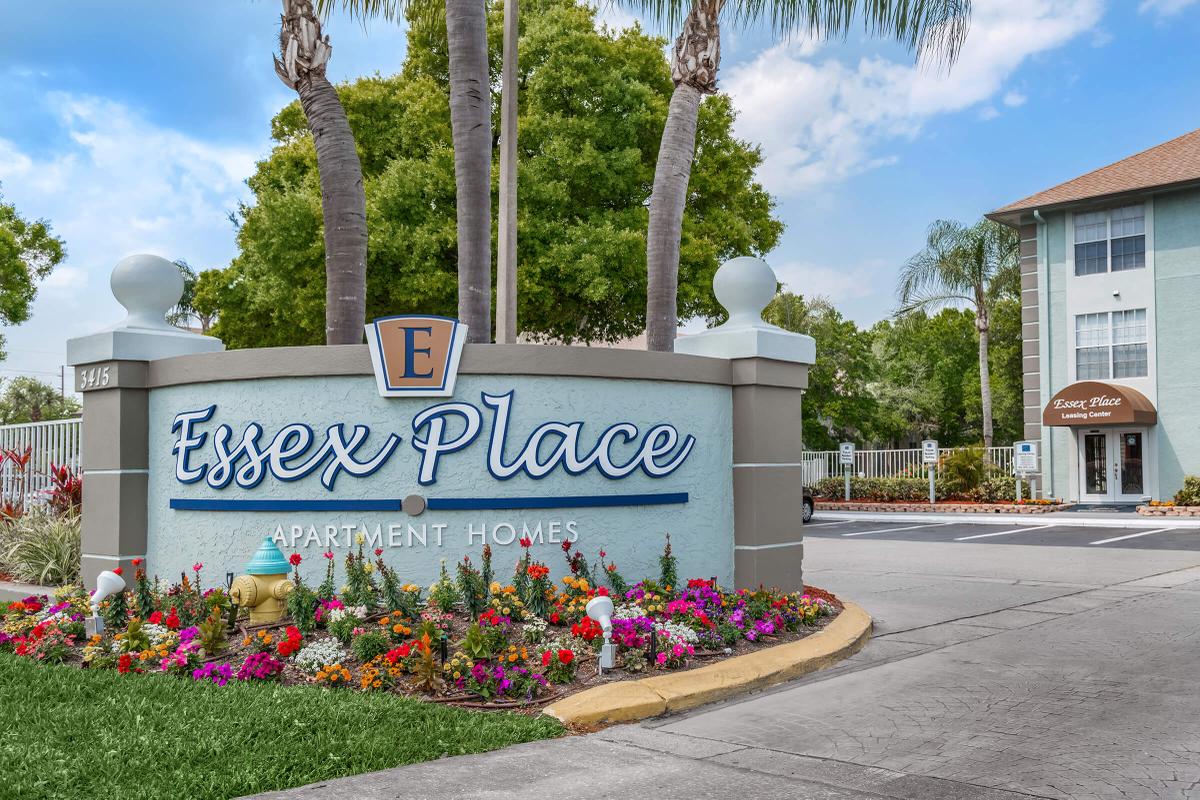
[0,418,83,507]
[802,446,1014,485]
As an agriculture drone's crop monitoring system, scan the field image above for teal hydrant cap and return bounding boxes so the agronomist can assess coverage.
[246,537,291,575]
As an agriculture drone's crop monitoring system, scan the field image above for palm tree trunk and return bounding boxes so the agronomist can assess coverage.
[276,0,367,346]
[645,0,722,352]
[297,75,368,345]
[446,0,492,343]
[495,0,518,343]
[977,313,994,448]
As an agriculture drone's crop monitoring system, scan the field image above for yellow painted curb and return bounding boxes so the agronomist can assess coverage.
[543,601,872,725]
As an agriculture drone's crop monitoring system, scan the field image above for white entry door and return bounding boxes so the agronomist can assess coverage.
[1078,429,1146,503]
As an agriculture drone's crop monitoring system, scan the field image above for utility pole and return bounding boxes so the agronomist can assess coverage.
[495,0,519,343]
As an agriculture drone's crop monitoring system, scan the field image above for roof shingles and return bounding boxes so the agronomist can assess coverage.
[990,127,1200,216]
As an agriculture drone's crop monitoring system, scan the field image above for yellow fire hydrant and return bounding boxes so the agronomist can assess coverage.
[229,537,295,624]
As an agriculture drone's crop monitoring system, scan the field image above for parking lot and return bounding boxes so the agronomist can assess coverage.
[805,515,1200,550]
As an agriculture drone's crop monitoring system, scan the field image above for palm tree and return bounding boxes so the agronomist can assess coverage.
[636,0,973,352]
[319,0,493,343]
[275,0,368,345]
[896,218,1019,447]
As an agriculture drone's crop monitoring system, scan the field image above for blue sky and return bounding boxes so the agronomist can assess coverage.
[1,0,1198,385]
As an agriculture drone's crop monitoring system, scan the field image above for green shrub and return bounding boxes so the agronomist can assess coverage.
[0,509,81,585]
[1175,476,1200,506]
[812,476,950,502]
[940,446,988,494]
[968,475,1018,503]
[351,630,391,663]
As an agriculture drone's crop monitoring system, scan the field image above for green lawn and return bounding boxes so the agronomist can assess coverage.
[0,654,562,799]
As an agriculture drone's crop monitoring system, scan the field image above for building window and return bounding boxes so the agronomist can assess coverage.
[1073,204,1145,276]
[1075,309,1148,379]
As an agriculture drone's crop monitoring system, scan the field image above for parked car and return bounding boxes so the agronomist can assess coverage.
[802,487,814,524]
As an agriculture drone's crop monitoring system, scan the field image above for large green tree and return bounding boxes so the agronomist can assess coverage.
[633,0,973,351]
[207,0,781,348]
[897,218,1019,447]
[0,188,65,361]
[764,292,879,450]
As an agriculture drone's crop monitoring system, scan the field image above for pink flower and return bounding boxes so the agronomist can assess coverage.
[192,563,203,572]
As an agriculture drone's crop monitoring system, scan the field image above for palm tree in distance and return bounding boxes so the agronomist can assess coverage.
[276,0,369,345]
[319,0,493,343]
[897,218,1019,448]
[633,0,974,352]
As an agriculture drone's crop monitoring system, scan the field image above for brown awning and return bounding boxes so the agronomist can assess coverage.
[1043,381,1157,427]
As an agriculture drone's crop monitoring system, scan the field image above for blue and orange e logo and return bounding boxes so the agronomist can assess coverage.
[365,315,467,397]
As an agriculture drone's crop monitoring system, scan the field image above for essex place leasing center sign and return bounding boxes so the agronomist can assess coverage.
[1042,380,1158,427]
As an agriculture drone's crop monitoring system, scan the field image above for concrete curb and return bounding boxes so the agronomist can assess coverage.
[543,602,872,725]
[816,511,1200,530]
[0,579,47,604]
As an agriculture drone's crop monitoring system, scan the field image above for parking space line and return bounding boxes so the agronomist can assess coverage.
[954,524,1055,541]
[841,522,950,537]
[805,520,856,528]
[1090,527,1175,546]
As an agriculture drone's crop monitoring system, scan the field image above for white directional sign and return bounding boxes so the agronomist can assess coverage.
[1014,440,1039,475]
[921,440,939,465]
[839,442,855,466]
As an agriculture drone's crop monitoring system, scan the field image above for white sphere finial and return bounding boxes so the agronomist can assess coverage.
[110,254,184,331]
[713,257,778,327]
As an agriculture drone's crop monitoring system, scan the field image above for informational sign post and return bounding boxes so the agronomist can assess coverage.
[839,442,855,502]
[921,440,938,504]
[1013,440,1039,500]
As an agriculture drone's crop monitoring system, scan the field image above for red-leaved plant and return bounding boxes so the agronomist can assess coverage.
[46,464,82,516]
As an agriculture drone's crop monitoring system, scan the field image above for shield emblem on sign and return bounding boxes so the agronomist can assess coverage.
[365,315,468,397]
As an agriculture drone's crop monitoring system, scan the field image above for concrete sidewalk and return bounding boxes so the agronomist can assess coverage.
[249,536,1200,800]
[816,509,1199,529]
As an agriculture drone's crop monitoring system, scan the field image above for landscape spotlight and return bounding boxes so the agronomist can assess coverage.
[585,595,616,673]
[87,569,127,636]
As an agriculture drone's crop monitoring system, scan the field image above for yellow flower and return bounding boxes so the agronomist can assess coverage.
[355,532,366,545]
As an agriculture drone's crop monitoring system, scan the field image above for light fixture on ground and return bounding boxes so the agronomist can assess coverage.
[87,570,126,635]
[585,594,616,674]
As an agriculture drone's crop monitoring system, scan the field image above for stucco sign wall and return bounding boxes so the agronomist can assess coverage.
[148,368,732,587]
[68,254,814,590]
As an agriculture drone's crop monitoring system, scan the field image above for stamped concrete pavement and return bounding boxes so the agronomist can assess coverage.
[252,528,1200,800]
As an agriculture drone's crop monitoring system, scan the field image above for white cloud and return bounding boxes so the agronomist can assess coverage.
[723,0,1104,196]
[978,106,1001,121]
[1138,0,1199,17]
[1003,90,1027,107]
[0,93,260,378]
[589,0,640,32]
[773,260,879,305]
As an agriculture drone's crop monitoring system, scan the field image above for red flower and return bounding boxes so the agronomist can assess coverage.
[148,611,163,624]
[558,649,574,665]
[597,586,609,597]
[560,540,571,553]
[118,653,133,674]
[374,548,383,557]
[164,608,180,630]
[549,612,560,625]
[599,550,606,558]
[323,551,334,560]
[541,651,552,667]
[519,536,532,548]
[606,563,617,573]
[192,563,203,572]
[289,553,302,566]
[112,567,123,577]
[131,558,143,567]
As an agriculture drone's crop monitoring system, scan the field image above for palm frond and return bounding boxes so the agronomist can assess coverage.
[316,0,445,30]
[619,1,970,67]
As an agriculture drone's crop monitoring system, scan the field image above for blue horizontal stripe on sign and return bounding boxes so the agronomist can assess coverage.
[425,492,689,511]
[169,498,403,512]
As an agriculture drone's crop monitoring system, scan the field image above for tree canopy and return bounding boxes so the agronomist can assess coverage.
[202,0,781,347]
[0,377,80,425]
[0,188,65,361]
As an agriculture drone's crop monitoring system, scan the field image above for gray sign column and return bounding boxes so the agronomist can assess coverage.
[66,255,223,587]
[676,257,815,590]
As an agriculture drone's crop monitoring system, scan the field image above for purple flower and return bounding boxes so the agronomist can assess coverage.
[179,626,199,646]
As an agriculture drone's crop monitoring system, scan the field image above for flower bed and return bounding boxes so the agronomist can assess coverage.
[815,500,1069,514]
[1137,504,1200,517]
[1,536,840,711]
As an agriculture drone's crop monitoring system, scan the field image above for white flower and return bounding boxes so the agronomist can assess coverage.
[293,639,347,674]
[654,620,698,644]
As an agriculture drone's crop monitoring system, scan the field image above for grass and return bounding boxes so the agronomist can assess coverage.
[0,654,562,799]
